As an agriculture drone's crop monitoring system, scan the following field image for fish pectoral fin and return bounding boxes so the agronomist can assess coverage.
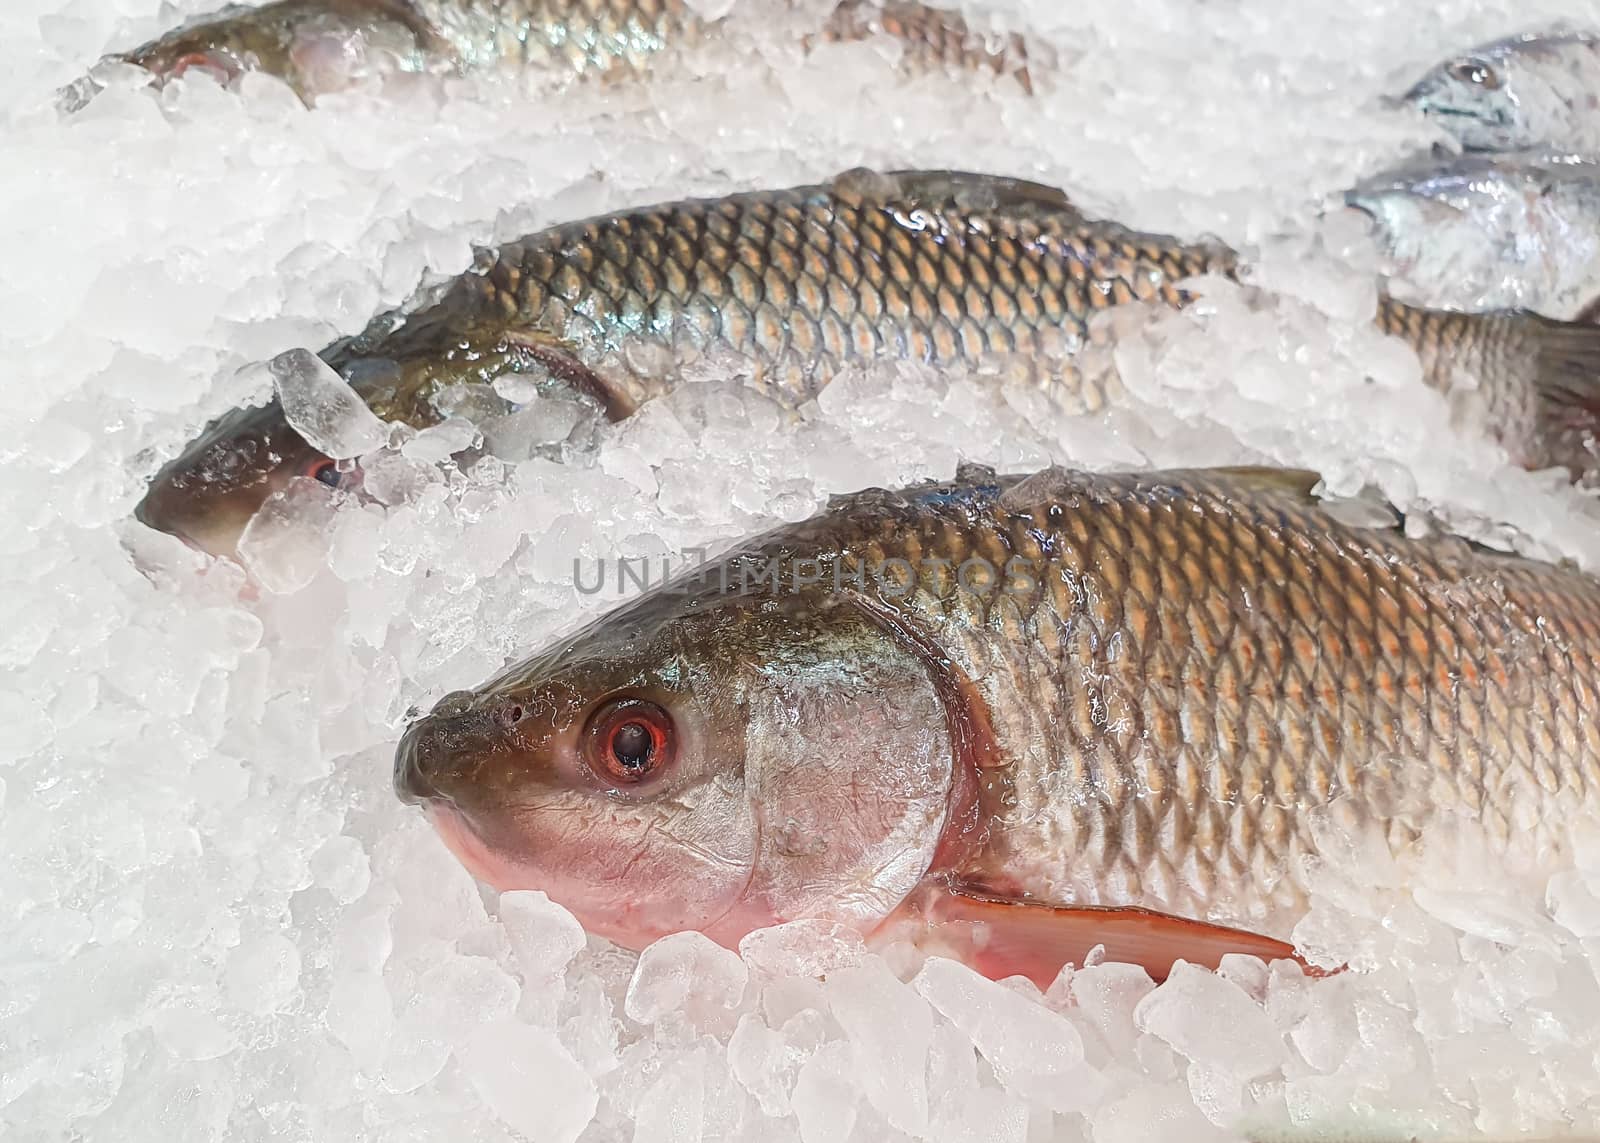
[919,884,1314,987]
[501,332,638,422]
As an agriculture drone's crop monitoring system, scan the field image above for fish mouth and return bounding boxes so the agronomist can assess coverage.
[392,689,498,805]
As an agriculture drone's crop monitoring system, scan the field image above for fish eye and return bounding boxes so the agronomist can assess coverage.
[1447,57,1502,90]
[582,697,674,786]
[307,458,342,488]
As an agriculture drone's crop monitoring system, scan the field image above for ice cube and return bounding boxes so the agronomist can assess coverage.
[461,1019,598,1143]
[632,1052,706,1143]
[268,348,389,459]
[501,890,586,980]
[1134,961,1284,1081]
[223,933,302,1016]
[236,477,341,594]
[625,930,748,1027]
[739,919,866,979]
[791,1040,859,1143]
[824,958,930,1134]
[912,956,1085,1099]
[400,416,479,464]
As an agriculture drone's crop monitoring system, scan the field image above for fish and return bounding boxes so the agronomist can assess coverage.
[1394,28,1600,154]
[392,463,1600,984]
[134,169,1600,557]
[1346,150,1600,320]
[68,0,1032,108]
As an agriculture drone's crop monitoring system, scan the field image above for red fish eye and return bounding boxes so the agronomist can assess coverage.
[582,698,674,786]
[307,458,341,488]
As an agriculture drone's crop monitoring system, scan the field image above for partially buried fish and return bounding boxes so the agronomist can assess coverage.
[1395,28,1600,154]
[70,0,1032,107]
[1348,150,1600,320]
[394,464,1600,983]
[135,169,1600,557]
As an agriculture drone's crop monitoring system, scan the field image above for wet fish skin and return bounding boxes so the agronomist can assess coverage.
[137,168,1600,556]
[93,0,440,105]
[1348,151,1600,320]
[395,464,1600,981]
[1397,28,1600,154]
[81,0,1029,106]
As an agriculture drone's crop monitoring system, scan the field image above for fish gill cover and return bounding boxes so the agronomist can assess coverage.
[7,0,1600,1141]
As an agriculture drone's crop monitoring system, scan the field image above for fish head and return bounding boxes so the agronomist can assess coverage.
[116,0,429,103]
[395,577,956,949]
[1396,31,1597,152]
[135,399,338,558]
[1345,157,1521,285]
[1398,49,1525,150]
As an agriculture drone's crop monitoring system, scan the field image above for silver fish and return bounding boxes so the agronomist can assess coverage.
[1396,28,1600,153]
[1347,150,1600,319]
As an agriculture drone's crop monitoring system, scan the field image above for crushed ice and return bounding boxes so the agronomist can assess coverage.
[9,0,1600,1140]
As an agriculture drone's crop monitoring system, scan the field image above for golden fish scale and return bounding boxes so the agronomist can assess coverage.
[1375,298,1542,452]
[778,470,1600,933]
[473,172,1228,413]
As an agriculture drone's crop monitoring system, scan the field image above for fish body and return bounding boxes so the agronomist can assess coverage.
[1397,28,1600,153]
[394,465,1600,982]
[83,0,1029,105]
[1348,151,1600,320]
[136,169,1600,557]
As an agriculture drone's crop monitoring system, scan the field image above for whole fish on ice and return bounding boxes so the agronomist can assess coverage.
[394,464,1600,984]
[135,169,1600,557]
[1395,28,1600,154]
[67,0,1033,106]
[1347,150,1600,320]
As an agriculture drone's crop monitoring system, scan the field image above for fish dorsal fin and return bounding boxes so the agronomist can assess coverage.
[999,465,1409,533]
[831,168,1081,217]
[1200,466,1325,501]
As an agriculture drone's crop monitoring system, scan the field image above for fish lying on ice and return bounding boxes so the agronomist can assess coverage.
[394,463,1600,984]
[1395,28,1600,154]
[68,0,1033,107]
[1347,150,1600,321]
[134,169,1600,558]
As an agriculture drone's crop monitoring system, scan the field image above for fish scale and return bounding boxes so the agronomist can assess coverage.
[781,469,1600,926]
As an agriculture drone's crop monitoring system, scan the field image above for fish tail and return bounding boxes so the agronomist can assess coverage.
[1533,317,1600,424]
[1530,314,1600,476]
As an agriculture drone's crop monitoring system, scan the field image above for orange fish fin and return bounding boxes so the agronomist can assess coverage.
[918,885,1313,987]
[502,332,638,422]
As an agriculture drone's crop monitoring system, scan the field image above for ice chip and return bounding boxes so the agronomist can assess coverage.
[912,957,1085,1098]
[824,958,930,1134]
[268,348,389,459]
[792,1040,860,1143]
[224,933,302,1016]
[633,1053,706,1143]
[236,477,340,593]
[738,919,867,979]
[462,1019,598,1143]
[500,890,586,980]
[152,1004,237,1062]
[400,416,479,464]
[1135,961,1284,1080]
[625,930,748,1027]
[325,971,395,1072]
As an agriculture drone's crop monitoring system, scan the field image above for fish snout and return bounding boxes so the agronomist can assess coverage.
[394,691,524,805]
